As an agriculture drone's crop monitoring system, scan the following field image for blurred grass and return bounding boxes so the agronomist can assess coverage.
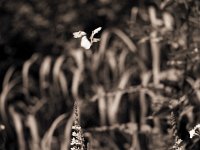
[0,0,200,150]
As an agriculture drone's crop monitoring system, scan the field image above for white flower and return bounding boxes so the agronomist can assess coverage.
[72,125,81,130]
[189,123,200,138]
[195,124,200,129]
[72,131,78,137]
[70,138,76,145]
[189,129,197,138]
[71,138,81,145]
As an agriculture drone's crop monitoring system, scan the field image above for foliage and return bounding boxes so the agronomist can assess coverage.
[0,0,200,150]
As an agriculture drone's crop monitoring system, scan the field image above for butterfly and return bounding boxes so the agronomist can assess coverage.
[73,27,102,49]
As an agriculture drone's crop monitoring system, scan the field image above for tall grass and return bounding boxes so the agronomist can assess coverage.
[0,1,200,150]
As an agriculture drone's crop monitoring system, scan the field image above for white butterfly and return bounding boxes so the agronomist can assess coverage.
[73,27,102,49]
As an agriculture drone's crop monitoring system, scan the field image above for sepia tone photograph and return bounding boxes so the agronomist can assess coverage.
[0,0,200,149]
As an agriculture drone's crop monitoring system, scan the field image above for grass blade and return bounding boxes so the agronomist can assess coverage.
[9,106,26,150]
[41,114,66,150]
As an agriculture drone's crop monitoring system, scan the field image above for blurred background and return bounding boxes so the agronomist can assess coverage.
[0,0,200,149]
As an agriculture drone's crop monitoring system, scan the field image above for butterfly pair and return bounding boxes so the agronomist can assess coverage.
[73,27,102,49]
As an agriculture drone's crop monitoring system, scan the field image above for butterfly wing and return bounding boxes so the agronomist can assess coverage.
[90,27,102,40]
[73,31,86,38]
[93,27,102,35]
[81,36,91,49]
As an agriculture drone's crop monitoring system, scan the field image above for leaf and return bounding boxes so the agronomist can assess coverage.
[97,86,107,125]
[108,70,131,124]
[41,114,67,150]
[2,67,15,89]
[58,71,68,97]
[22,54,39,97]
[39,56,52,96]
[26,115,40,150]
[61,114,74,150]
[1,77,20,125]
[9,107,26,150]
[73,31,86,38]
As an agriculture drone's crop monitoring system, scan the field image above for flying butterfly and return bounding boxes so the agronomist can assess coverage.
[73,27,102,49]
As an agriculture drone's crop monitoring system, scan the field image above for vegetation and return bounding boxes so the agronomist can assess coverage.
[0,0,200,149]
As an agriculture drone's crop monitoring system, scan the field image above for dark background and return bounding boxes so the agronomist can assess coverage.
[0,0,200,150]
